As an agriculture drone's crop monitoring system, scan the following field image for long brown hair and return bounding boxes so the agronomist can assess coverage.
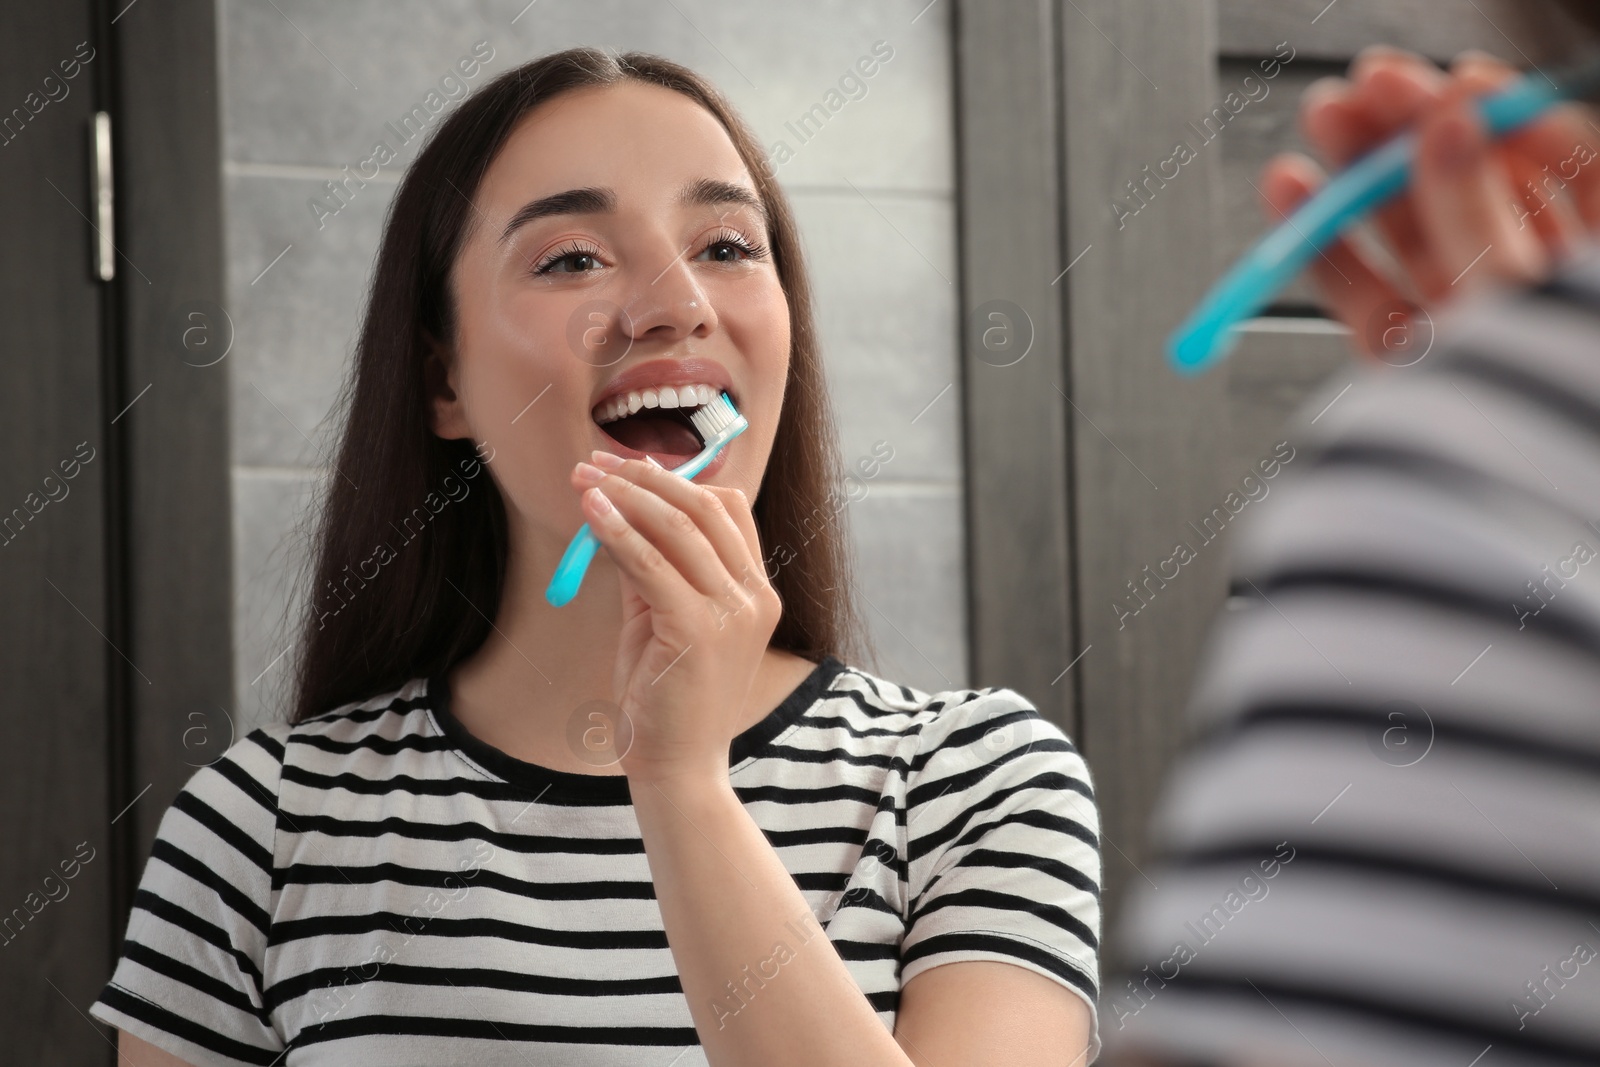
[286,47,870,724]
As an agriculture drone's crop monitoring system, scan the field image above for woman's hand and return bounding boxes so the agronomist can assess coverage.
[570,450,780,787]
[1259,45,1600,356]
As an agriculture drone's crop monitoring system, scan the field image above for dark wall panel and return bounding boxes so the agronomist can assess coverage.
[0,3,114,1063]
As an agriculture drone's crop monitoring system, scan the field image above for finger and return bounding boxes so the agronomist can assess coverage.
[1453,50,1600,232]
[1302,49,1444,167]
[1373,194,1455,299]
[1447,47,1520,96]
[1299,60,1458,295]
[1298,76,1360,167]
[1502,107,1600,233]
[1260,152,1413,357]
[576,456,754,609]
[602,454,762,593]
[699,483,781,624]
[1449,52,1592,257]
[1502,147,1589,259]
[578,483,701,618]
[1348,46,1448,139]
[1412,83,1549,296]
[1345,53,1464,295]
[1504,105,1600,229]
[702,484,768,595]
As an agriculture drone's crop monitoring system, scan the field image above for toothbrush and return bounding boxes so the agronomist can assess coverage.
[545,390,749,607]
[1167,60,1600,376]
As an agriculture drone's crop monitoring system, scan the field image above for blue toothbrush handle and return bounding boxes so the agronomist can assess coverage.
[544,400,748,607]
[545,521,601,607]
[1168,72,1566,375]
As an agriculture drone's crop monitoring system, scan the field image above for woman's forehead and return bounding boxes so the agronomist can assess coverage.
[482,82,753,211]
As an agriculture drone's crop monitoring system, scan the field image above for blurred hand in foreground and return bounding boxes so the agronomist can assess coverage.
[1260,45,1600,357]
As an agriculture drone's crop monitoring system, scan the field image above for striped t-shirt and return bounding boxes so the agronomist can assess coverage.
[1105,249,1600,1066]
[90,655,1102,1065]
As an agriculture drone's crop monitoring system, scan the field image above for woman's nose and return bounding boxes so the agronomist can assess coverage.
[622,252,716,341]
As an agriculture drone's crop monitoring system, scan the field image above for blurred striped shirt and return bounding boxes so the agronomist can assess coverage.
[89,655,1102,1065]
[1106,251,1600,1067]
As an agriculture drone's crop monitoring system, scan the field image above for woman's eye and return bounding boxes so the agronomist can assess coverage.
[555,253,599,272]
[534,245,603,275]
[696,233,769,264]
[703,242,744,263]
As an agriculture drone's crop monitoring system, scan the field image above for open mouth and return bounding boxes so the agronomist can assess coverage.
[592,383,727,467]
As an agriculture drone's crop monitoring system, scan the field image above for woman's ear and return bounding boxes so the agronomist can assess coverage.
[425,336,471,439]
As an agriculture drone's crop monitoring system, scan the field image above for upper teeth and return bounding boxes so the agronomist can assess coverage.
[594,383,721,425]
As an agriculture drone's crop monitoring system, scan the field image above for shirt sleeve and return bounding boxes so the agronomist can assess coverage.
[899,686,1102,1057]
[89,726,289,1066]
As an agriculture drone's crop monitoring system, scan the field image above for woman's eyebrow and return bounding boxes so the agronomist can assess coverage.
[498,187,615,244]
[678,178,768,230]
[497,178,767,245]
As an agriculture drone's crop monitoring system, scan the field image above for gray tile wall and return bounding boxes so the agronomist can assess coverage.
[219,0,965,728]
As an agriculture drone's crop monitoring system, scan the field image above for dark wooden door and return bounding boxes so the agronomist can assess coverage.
[1,0,231,1060]
[0,3,117,1062]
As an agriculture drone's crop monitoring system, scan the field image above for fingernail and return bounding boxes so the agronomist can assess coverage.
[591,449,625,469]
[1351,43,1406,78]
[643,455,666,469]
[585,486,614,514]
[1452,49,1506,75]
[574,461,606,485]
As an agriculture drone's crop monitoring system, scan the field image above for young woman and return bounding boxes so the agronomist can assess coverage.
[89,48,1102,1066]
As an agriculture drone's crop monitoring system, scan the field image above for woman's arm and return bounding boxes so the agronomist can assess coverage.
[632,773,911,1065]
[118,1029,202,1066]
[632,773,1093,1067]
[895,959,1093,1066]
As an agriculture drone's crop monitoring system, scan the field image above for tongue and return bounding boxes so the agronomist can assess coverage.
[601,410,703,462]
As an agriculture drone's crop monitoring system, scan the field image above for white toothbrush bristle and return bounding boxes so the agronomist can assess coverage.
[687,392,740,441]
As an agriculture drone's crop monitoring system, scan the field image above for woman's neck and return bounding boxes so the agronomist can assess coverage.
[444,521,815,776]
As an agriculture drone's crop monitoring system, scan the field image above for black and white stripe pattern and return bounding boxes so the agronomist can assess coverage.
[1106,252,1600,1067]
[90,656,1102,1065]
